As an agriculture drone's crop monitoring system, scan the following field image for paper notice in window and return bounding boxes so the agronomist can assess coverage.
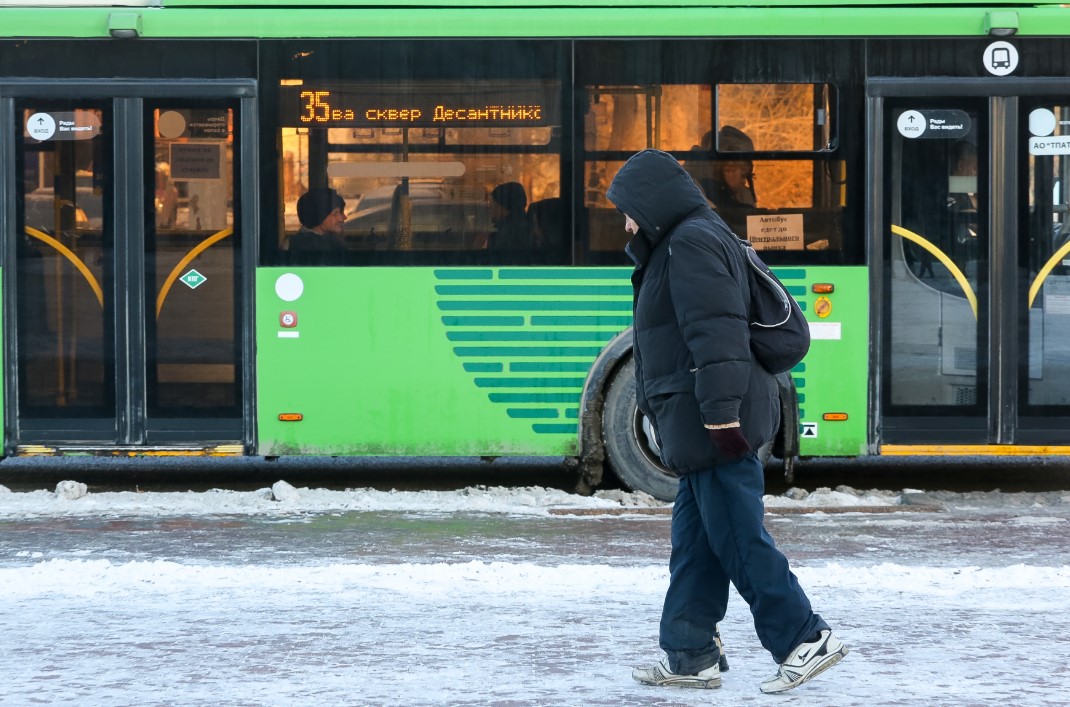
[746,213,804,251]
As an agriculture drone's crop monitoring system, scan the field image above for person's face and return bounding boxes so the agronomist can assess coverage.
[624,214,640,235]
[318,207,346,235]
[720,161,751,191]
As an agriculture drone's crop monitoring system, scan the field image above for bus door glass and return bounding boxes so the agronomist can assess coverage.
[147,103,240,426]
[883,99,988,441]
[16,101,113,429]
[1020,101,1070,438]
[12,96,242,447]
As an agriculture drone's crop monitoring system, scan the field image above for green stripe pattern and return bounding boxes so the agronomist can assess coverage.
[436,265,808,437]
[436,267,632,436]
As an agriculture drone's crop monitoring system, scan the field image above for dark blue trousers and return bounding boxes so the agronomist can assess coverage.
[659,452,828,673]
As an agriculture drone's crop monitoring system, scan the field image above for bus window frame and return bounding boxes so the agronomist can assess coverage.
[261,39,572,268]
[575,38,864,268]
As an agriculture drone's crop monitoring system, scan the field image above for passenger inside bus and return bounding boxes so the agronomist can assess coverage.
[486,181,534,255]
[685,126,759,236]
[529,197,565,261]
[289,187,349,265]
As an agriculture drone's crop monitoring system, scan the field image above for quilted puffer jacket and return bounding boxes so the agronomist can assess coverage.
[607,149,779,472]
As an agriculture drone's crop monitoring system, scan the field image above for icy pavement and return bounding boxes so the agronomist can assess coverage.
[1,483,1069,705]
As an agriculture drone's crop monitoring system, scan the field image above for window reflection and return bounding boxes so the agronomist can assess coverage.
[886,105,985,410]
[150,106,238,415]
[18,105,110,415]
[1026,104,1070,408]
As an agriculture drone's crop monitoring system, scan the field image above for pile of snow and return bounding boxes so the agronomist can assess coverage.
[762,485,905,509]
[0,482,665,519]
[269,480,300,503]
[53,480,88,500]
[1,481,1068,519]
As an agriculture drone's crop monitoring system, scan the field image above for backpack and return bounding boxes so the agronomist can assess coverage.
[735,238,811,374]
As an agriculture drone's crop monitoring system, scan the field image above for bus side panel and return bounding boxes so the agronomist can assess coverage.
[791,265,869,456]
[255,267,633,457]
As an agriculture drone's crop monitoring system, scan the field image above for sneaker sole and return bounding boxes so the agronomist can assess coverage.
[760,644,849,694]
[634,675,722,689]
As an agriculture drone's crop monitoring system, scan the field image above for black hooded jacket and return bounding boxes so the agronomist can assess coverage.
[607,149,779,472]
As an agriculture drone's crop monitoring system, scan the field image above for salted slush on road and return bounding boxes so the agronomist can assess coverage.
[1,482,1068,705]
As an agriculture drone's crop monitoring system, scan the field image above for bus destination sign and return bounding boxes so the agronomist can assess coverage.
[280,82,558,128]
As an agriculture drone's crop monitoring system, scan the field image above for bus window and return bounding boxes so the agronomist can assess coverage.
[582,159,629,263]
[276,69,564,265]
[716,83,834,152]
[581,78,847,266]
[1025,104,1070,409]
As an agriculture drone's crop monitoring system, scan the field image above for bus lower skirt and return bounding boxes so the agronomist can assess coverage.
[14,444,245,457]
[880,444,1070,456]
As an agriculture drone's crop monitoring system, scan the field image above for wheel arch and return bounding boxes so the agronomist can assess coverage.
[575,328,634,492]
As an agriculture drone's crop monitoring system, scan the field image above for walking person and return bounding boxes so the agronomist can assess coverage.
[606,149,848,694]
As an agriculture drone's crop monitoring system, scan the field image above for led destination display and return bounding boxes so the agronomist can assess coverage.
[280,81,559,128]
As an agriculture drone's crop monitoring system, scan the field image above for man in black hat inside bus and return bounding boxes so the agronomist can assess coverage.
[486,181,534,255]
[289,187,348,265]
[685,126,758,237]
[607,148,848,694]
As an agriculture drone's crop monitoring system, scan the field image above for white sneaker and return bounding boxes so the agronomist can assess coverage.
[632,657,722,689]
[760,630,848,694]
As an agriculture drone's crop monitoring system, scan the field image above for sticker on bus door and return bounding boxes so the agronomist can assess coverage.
[25,111,101,142]
[1027,108,1070,155]
[897,110,971,140]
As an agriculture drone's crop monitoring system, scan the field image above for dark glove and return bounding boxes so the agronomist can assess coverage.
[707,426,751,462]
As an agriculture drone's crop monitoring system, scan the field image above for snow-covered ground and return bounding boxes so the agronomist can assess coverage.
[1,482,1068,705]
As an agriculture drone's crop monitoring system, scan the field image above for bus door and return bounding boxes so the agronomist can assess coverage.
[3,82,255,451]
[878,86,1070,447]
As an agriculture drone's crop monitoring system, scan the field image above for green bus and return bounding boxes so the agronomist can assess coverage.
[3,1,1070,500]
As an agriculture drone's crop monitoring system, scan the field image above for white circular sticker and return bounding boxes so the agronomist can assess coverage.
[26,112,56,141]
[157,110,188,139]
[1029,108,1057,137]
[983,41,1018,76]
[897,110,926,139]
[275,273,304,302]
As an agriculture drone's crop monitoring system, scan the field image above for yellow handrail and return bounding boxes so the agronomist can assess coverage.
[1028,238,1070,308]
[155,227,234,318]
[24,226,104,307]
[891,224,977,319]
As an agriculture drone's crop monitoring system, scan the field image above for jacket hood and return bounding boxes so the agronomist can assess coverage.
[606,149,710,246]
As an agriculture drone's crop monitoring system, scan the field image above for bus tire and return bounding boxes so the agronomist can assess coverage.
[602,357,680,502]
[602,357,773,502]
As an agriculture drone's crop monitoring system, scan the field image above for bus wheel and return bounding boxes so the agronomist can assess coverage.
[602,358,679,502]
[602,357,774,502]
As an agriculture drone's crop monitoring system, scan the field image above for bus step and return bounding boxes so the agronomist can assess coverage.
[14,444,245,457]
